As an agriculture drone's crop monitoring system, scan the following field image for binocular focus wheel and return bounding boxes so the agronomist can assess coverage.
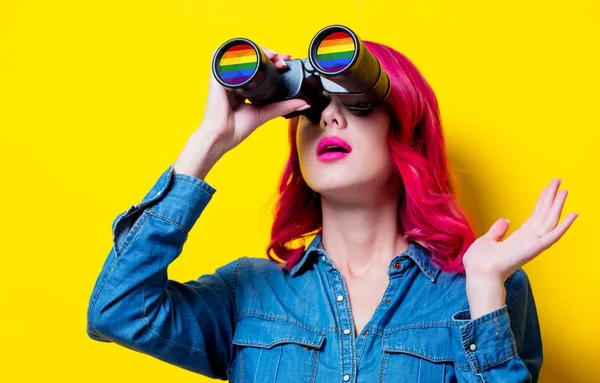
[315,31,356,74]
[217,43,259,85]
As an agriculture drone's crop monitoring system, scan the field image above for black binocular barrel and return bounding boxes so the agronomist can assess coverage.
[308,25,390,109]
[212,38,286,104]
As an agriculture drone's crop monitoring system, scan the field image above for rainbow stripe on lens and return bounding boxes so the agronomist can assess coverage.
[218,43,258,85]
[316,31,355,72]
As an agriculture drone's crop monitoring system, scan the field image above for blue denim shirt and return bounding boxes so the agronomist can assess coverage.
[86,165,543,382]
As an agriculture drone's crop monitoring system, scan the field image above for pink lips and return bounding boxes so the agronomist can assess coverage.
[316,136,352,162]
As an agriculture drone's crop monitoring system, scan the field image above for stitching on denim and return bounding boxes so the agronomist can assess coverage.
[240,347,244,383]
[172,174,216,194]
[378,349,388,382]
[137,168,173,210]
[382,349,453,363]
[460,326,478,371]
[337,268,357,375]
[117,210,150,256]
[309,346,319,382]
[147,210,188,233]
[232,336,325,349]
[327,269,346,377]
[236,311,335,334]
[225,257,243,374]
[453,362,473,370]
[476,352,518,371]
[461,306,508,332]
[384,321,453,334]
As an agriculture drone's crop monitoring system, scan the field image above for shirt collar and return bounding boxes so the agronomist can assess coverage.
[289,232,441,282]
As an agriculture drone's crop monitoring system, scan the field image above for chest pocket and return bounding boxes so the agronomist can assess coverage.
[380,326,454,382]
[229,316,326,383]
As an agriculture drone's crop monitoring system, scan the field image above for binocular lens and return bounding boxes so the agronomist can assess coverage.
[315,31,356,74]
[217,43,259,85]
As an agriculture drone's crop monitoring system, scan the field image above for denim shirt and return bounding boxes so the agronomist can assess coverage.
[86,165,543,382]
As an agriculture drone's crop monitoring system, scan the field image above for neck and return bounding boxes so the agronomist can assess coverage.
[319,188,409,279]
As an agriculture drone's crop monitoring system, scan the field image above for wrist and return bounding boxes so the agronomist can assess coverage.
[466,276,506,320]
[173,131,225,180]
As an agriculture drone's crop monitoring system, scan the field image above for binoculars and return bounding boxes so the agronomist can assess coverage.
[211,24,391,121]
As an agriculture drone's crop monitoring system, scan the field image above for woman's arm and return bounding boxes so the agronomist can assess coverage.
[86,135,240,378]
[451,268,543,382]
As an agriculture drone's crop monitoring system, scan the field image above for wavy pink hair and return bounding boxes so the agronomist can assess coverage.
[266,40,476,275]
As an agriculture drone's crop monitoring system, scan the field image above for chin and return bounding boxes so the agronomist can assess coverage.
[310,178,369,198]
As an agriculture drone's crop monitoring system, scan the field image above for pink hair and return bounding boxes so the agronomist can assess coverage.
[266,40,476,275]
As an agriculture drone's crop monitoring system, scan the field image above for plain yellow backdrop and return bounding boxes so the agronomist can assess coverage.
[1,0,597,381]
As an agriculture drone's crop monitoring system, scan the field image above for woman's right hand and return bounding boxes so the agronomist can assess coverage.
[173,47,310,180]
[198,46,310,155]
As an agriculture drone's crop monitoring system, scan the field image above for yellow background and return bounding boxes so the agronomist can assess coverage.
[1,1,597,381]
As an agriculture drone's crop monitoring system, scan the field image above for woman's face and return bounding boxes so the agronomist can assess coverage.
[296,94,395,202]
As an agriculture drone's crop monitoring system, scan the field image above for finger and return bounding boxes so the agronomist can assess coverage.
[481,218,510,242]
[259,45,276,58]
[257,99,310,126]
[259,46,287,68]
[540,189,568,233]
[538,212,578,251]
[531,184,549,217]
[534,178,561,225]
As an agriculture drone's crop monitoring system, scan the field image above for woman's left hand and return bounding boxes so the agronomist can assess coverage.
[462,177,578,318]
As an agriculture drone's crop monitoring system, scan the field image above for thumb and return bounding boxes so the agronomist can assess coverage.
[482,218,510,242]
[257,99,310,125]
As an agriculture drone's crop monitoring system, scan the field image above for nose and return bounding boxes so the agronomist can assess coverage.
[319,95,346,130]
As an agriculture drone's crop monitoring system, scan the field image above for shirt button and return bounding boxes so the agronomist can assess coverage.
[321,255,325,262]
[469,343,477,351]
[393,260,402,269]
[337,295,344,302]
[343,375,350,381]
[343,329,351,335]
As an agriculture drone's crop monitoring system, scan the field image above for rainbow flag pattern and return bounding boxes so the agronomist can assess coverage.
[316,31,355,72]
[218,43,258,85]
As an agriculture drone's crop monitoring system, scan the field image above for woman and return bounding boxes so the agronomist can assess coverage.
[86,41,577,382]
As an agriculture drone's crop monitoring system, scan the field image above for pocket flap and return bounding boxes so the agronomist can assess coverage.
[382,326,454,363]
[232,316,326,350]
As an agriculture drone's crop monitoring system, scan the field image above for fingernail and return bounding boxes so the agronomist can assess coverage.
[504,218,510,224]
[295,104,311,111]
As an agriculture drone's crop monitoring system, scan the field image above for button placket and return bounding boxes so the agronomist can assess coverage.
[328,268,356,383]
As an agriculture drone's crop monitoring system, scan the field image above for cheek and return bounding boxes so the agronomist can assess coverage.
[296,127,317,162]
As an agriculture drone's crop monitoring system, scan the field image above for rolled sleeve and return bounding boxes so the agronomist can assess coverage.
[147,168,216,233]
[112,165,216,256]
[451,268,543,382]
[86,164,240,379]
[453,304,518,370]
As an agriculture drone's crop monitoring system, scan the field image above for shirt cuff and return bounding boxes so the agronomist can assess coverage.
[118,164,216,231]
[452,304,518,371]
[143,164,216,232]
